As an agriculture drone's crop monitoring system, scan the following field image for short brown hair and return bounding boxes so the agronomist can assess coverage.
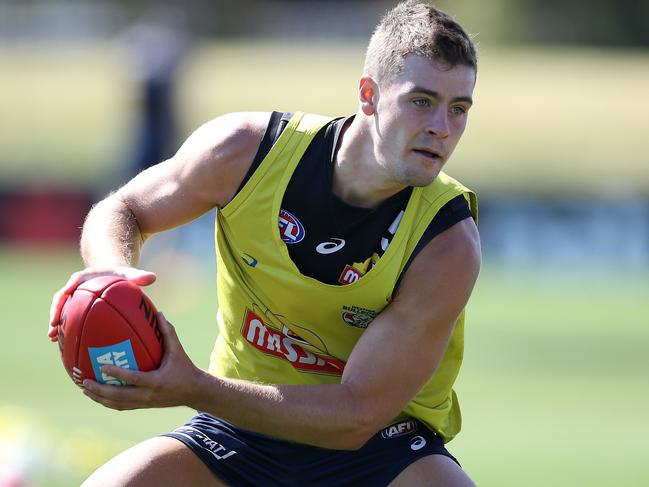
[364,1,477,83]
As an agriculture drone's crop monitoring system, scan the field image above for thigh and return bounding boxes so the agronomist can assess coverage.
[388,454,476,487]
[82,436,228,487]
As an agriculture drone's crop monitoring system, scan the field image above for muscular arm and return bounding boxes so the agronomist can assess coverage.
[80,112,270,268]
[88,216,481,450]
[48,112,270,337]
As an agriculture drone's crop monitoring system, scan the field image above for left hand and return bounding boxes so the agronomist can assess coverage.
[82,312,206,411]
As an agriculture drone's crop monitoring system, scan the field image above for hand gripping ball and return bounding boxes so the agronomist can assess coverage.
[58,275,163,386]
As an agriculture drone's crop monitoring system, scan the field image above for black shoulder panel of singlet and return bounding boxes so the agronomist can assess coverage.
[393,194,474,293]
[234,111,293,195]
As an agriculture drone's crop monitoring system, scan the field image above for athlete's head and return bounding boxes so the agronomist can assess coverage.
[347,2,477,194]
[364,1,477,86]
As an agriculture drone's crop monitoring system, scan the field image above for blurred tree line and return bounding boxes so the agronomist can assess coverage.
[115,0,649,46]
[2,0,647,47]
[514,0,648,46]
[434,0,649,46]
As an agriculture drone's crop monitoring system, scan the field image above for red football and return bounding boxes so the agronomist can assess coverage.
[57,275,163,387]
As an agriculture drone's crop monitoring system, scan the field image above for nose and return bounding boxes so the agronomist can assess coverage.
[426,108,450,139]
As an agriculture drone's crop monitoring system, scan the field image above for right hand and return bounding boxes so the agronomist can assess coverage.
[48,266,157,342]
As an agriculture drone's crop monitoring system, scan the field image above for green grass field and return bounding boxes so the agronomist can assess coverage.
[2,242,648,486]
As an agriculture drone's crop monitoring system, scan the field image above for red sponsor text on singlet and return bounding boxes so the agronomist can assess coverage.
[242,310,345,375]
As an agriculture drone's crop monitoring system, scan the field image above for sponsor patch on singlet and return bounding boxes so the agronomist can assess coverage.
[341,305,377,329]
[242,309,345,375]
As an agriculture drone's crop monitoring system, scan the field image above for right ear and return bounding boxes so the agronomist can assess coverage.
[359,76,378,116]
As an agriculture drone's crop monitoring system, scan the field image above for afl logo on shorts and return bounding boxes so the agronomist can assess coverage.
[381,419,417,439]
[279,209,305,244]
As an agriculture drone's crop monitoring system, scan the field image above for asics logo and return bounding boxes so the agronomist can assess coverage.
[410,436,426,451]
[316,238,346,254]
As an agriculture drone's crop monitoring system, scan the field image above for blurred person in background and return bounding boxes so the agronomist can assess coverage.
[48,1,481,485]
[123,6,188,180]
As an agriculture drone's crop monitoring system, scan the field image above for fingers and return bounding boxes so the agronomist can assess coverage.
[48,270,100,334]
[80,316,197,412]
[83,388,135,411]
[48,266,157,341]
[48,286,74,340]
[82,379,141,411]
[48,321,62,342]
[121,268,157,286]
[49,271,82,327]
[76,266,157,287]
[158,312,174,333]
[157,312,180,353]
[98,365,147,387]
[82,366,160,411]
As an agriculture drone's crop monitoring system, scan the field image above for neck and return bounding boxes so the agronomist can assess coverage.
[332,112,406,208]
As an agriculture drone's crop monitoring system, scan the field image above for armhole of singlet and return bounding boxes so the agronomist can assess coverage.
[233,111,294,196]
[393,195,475,293]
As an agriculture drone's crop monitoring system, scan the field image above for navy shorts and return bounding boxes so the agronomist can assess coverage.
[163,412,459,487]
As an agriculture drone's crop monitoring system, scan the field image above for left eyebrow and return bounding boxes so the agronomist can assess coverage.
[409,86,473,106]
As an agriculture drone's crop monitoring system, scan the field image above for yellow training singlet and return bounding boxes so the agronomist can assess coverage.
[209,112,478,443]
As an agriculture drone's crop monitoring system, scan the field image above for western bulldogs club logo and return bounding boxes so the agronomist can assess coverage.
[278,209,305,244]
[341,311,372,329]
[341,305,377,329]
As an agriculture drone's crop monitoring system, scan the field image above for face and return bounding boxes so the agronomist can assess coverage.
[362,55,476,188]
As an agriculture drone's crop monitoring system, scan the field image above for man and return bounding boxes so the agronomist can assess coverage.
[48,1,481,485]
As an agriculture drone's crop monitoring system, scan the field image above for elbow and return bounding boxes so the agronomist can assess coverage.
[340,415,390,451]
[344,435,374,451]
[326,429,373,451]
[333,430,373,451]
[328,392,391,451]
[310,417,373,451]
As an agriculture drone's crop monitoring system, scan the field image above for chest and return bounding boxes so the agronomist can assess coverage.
[279,128,411,285]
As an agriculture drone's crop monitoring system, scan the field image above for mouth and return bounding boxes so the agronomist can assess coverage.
[412,148,443,161]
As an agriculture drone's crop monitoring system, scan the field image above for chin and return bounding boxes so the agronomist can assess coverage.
[404,168,442,188]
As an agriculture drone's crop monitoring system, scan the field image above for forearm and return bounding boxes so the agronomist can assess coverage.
[80,196,145,268]
[190,374,376,450]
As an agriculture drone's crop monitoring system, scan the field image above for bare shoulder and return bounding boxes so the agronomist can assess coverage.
[178,112,270,160]
[113,112,272,235]
[173,112,272,207]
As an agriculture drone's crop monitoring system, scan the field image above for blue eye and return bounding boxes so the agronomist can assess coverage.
[451,105,467,115]
[413,99,430,107]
